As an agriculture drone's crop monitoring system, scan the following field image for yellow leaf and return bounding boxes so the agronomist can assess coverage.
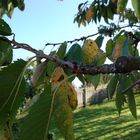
[85,7,93,22]
[67,83,78,111]
[51,67,65,83]
[51,67,77,140]
[53,83,75,140]
[51,67,78,110]
[0,126,11,140]
[82,39,99,64]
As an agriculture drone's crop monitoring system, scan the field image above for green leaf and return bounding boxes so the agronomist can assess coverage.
[128,38,139,57]
[135,31,140,38]
[121,75,133,90]
[107,74,118,99]
[0,19,12,36]
[46,61,57,77]
[107,6,113,20]
[64,68,75,82]
[95,35,104,48]
[132,71,140,80]
[17,0,25,11]
[101,5,108,23]
[122,37,129,56]
[49,50,56,56]
[0,51,6,66]
[106,39,114,61]
[46,50,58,76]
[117,0,128,14]
[94,6,98,23]
[97,9,102,23]
[0,37,11,52]
[0,59,26,130]
[85,74,100,89]
[6,45,13,64]
[19,84,53,140]
[0,37,13,65]
[11,0,18,7]
[0,8,5,18]
[121,76,137,119]
[95,50,106,65]
[115,75,137,117]
[1,0,8,10]
[57,42,67,59]
[126,91,137,119]
[115,82,125,115]
[132,0,140,19]
[65,43,83,64]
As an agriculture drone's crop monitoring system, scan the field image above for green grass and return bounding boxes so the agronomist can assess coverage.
[50,95,140,140]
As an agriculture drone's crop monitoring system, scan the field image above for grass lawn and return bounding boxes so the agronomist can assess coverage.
[50,95,140,140]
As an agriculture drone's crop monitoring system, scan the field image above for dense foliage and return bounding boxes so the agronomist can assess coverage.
[1,0,140,139]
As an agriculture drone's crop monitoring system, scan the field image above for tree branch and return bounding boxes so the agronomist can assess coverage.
[10,40,140,75]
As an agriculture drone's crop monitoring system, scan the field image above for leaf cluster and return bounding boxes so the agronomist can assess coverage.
[0,0,25,18]
[74,0,117,26]
[1,0,140,139]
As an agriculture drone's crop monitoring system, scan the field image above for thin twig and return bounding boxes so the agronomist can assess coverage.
[45,32,99,46]
[122,79,140,93]
[45,24,140,46]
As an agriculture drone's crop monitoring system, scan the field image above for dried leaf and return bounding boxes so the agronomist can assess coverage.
[85,7,93,22]
[32,60,48,86]
[112,35,126,60]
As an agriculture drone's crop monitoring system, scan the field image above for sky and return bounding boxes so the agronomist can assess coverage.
[4,0,98,60]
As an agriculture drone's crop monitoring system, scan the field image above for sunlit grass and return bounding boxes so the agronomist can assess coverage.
[51,95,140,140]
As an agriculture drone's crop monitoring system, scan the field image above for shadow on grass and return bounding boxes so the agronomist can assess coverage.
[51,99,140,140]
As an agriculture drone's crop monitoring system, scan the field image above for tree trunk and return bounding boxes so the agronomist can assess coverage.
[82,86,86,108]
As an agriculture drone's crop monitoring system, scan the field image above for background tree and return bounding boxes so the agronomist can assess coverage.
[0,0,140,139]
